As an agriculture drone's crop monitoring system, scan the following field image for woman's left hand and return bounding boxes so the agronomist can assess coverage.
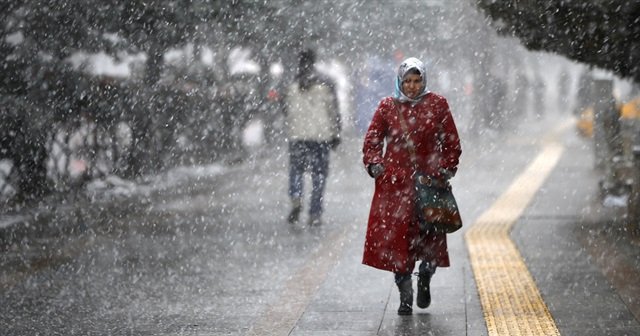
[367,163,384,178]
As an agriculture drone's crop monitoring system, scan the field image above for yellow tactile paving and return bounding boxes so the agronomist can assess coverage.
[466,137,565,335]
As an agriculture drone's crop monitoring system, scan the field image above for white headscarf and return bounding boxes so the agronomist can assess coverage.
[394,57,429,104]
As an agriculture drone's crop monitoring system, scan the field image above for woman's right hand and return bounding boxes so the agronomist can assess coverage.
[367,163,384,178]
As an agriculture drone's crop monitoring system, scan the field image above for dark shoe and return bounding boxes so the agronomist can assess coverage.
[397,304,412,315]
[397,277,413,315]
[417,272,432,309]
[287,199,302,224]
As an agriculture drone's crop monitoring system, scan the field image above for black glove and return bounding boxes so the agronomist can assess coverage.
[367,163,384,178]
[329,137,341,150]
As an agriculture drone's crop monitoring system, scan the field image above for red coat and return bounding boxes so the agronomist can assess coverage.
[362,93,461,274]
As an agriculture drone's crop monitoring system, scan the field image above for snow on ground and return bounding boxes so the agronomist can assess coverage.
[0,162,228,229]
[85,163,227,201]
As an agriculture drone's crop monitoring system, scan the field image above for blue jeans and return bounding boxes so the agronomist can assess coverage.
[288,141,330,217]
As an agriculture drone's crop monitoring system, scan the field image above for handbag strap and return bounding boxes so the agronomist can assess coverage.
[392,99,419,170]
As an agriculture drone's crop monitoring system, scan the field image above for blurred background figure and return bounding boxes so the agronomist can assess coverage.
[283,48,342,227]
[353,55,395,135]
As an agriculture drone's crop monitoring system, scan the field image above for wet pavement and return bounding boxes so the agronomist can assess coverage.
[1,112,640,335]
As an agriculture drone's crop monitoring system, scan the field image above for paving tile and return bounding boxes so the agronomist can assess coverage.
[294,311,382,333]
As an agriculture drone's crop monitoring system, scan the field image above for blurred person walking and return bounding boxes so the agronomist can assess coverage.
[362,57,461,315]
[284,49,341,226]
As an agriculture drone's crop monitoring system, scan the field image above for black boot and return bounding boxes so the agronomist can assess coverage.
[396,275,413,315]
[417,263,435,309]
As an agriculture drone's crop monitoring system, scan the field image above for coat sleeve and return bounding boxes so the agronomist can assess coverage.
[363,98,390,168]
[317,75,341,139]
[437,98,461,178]
[326,81,342,138]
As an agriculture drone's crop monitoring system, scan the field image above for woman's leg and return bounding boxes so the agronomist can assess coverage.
[417,260,436,308]
[394,272,413,315]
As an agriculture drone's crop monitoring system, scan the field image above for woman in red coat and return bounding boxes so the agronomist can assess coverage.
[362,57,461,315]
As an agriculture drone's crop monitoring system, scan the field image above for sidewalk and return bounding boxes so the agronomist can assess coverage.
[260,114,640,335]
[513,124,640,335]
